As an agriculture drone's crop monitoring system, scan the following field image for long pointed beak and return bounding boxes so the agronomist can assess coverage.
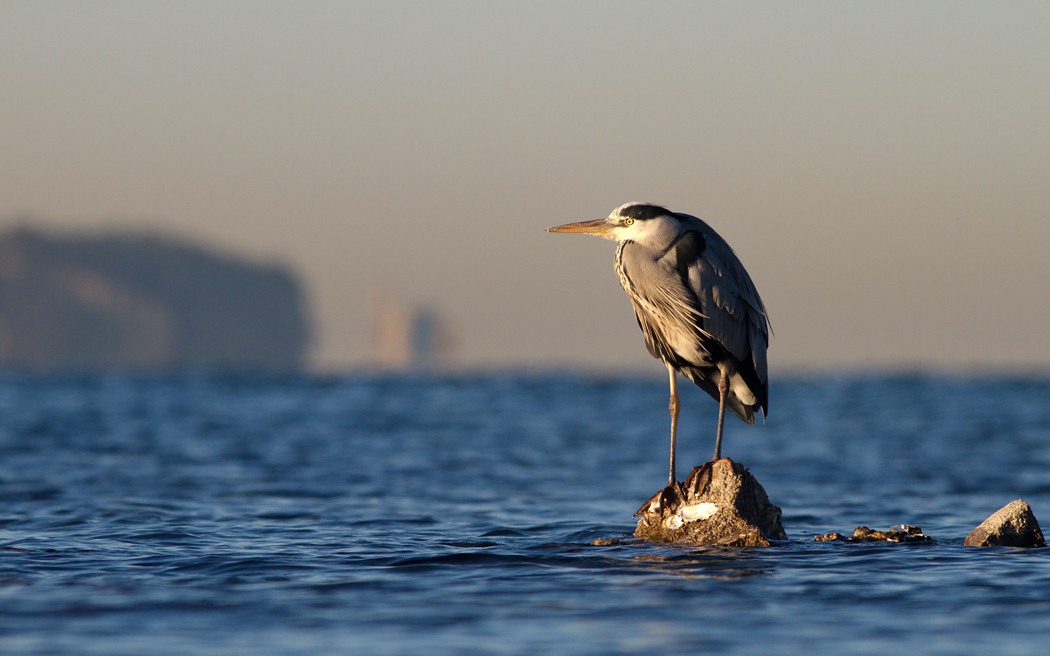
[547,219,615,236]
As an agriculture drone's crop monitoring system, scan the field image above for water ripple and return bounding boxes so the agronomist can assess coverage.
[0,373,1048,654]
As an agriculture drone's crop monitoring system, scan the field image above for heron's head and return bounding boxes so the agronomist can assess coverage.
[547,202,680,244]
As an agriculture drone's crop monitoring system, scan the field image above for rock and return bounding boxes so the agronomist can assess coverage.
[965,500,1046,548]
[814,532,847,542]
[634,459,786,547]
[815,525,932,543]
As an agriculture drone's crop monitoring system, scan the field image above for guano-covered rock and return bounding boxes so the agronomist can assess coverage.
[634,459,786,547]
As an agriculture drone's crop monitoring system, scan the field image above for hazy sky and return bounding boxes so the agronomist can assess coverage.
[3,2,1049,372]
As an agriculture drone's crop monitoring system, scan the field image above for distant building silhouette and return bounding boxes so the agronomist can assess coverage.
[0,227,310,371]
[367,289,456,369]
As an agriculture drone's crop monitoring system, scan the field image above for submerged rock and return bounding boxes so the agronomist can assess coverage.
[964,500,1045,548]
[634,459,786,547]
[815,525,932,543]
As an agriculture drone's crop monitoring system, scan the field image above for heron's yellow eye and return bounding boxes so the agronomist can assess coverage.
[624,218,634,226]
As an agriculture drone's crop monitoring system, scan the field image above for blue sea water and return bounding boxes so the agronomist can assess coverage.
[1,372,1049,655]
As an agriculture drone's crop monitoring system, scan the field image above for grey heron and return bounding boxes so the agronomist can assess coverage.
[548,202,770,488]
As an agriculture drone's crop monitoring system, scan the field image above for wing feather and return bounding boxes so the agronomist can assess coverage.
[675,215,770,414]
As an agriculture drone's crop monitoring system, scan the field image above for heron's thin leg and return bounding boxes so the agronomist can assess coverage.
[713,367,729,462]
[667,363,680,487]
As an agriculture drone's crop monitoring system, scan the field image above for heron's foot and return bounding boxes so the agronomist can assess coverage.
[634,481,685,517]
[683,462,715,496]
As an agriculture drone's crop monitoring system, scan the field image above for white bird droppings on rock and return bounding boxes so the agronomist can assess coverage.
[679,502,719,522]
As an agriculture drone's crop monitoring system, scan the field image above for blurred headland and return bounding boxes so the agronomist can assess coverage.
[0,226,310,372]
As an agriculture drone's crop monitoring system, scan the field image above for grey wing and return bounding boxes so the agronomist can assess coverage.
[676,217,770,413]
[618,239,710,366]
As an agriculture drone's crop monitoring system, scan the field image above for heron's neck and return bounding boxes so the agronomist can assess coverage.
[614,240,634,296]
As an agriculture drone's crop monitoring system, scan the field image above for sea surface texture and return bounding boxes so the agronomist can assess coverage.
[1,373,1049,655]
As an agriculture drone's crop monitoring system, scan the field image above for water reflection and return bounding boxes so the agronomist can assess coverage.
[618,542,776,580]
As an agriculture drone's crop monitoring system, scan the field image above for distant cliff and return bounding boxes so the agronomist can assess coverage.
[0,228,310,371]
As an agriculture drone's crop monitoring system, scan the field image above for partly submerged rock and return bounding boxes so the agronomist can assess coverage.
[815,525,932,543]
[634,459,786,547]
[964,500,1046,548]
